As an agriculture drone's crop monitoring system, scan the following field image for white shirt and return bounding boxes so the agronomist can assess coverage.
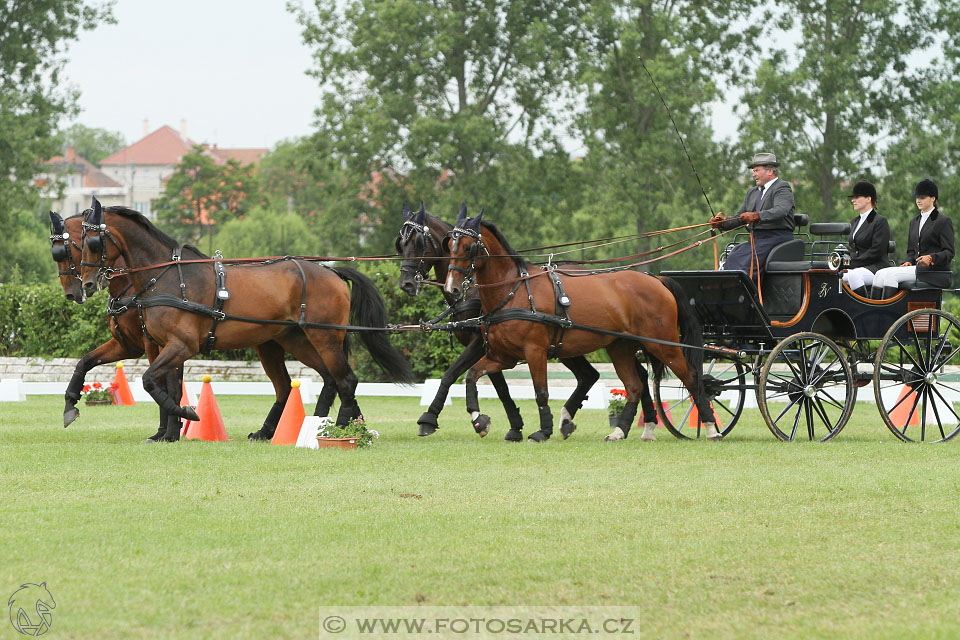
[850,209,872,241]
[919,208,934,235]
[754,177,778,210]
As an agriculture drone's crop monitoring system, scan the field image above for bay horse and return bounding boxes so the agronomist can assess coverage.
[443,206,719,442]
[50,211,344,442]
[397,202,600,441]
[77,201,414,440]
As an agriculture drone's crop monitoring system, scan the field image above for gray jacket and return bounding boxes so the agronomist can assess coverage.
[721,178,796,232]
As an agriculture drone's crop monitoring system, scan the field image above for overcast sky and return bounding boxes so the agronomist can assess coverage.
[62,0,742,152]
[62,0,323,150]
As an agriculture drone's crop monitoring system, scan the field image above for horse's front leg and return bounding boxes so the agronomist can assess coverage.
[417,338,486,437]
[558,356,600,440]
[463,356,515,439]
[141,341,199,443]
[526,352,554,443]
[63,337,145,427]
[486,367,524,442]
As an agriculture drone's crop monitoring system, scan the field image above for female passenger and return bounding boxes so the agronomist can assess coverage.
[872,178,954,299]
[843,180,890,298]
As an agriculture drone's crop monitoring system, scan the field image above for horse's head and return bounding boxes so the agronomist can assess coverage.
[49,211,86,303]
[79,197,121,297]
[397,201,442,296]
[443,202,486,298]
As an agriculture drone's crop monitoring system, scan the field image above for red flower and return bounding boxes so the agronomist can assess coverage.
[92,382,102,389]
[610,389,627,397]
[82,385,91,393]
[109,382,119,390]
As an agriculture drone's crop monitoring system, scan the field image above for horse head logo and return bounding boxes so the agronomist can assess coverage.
[8,583,55,636]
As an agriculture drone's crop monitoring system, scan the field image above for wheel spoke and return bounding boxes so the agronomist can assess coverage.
[928,384,960,432]
[788,399,803,440]
[927,387,946,441]
[816,387,846,411]
[893,336,924,371]
[805,397,815,440]
[811,396,835,435]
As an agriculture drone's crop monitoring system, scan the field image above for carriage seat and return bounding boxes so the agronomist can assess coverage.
[899,273,953,290]
[764,239,809,272]
[809,222,850,235]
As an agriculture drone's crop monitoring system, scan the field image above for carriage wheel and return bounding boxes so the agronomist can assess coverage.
[873,309,960,443]
[653,356,746,440]
[758,332,855,442]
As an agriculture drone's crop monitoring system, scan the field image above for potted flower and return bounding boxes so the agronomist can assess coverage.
[82,382,117,406]
[608,388,627,426]
[317,416,378,449]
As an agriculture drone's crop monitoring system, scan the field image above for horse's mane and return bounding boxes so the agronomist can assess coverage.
[480,220,530,271]
[103,206,179,251]
[182,244,209,259]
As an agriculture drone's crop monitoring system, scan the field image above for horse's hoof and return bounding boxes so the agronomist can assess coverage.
[417,412,439,437]
[527,431,550,443]
[418,422,438,437]
[180,405,200,421]
[640,423,657,442]
[63,407,79,428]
[604,427,627,442]
[472,414,491,437]
[560,418,576,439]
[247,430,271,441]
[142,437,160,444]
[707,433,723,441]
[504,429,523,442]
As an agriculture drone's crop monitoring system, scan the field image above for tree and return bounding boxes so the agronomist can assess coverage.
[58,123,125,163]
[0,0,114,282]
[154,145,266,248]
[736,0,934,221]
[213,209,321,259]
[570,0,750,266]
[291,0,588,250]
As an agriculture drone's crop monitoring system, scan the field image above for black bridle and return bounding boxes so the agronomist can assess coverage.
[81,217,122,288]
[396,219,441,295]
[445,226,487,294]
[50,231,83,281]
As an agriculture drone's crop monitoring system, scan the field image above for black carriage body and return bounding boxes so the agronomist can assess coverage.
[659,269,942,347]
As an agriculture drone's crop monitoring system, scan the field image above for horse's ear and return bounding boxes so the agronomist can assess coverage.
[466,207,483,231]
[49,211,64,234]
[456,201,467,226]
[413,202,426,224]
[441,235,452,254]
[91,197,103,225]
[401,202,411,220]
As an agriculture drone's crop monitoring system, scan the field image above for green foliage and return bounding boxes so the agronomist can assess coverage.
[57,123,125,163]
[0,282,111,357]
[214,208,321,259]
[737,0,933,222]
[154,145,266,245]
[0,1,114,284]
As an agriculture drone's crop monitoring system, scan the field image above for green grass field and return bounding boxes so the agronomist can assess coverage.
[2,395,960,639]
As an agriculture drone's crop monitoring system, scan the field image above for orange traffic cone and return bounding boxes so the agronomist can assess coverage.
[687,401,724,430]
[180,379,197,437]
[112,362,136,406]
[652,401,674,427]
[185,375,229,442]
[889,385,920,427]
[271,380,306,445]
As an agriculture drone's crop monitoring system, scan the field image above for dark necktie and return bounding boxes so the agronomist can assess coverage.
[754,186,764,211]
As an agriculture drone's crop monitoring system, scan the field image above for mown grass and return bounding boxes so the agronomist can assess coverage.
[2,395,960,639]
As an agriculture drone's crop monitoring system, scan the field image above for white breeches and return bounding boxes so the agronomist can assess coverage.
[872,265,917,290]
[842,267,875,290]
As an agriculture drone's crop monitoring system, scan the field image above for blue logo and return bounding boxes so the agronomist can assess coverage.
[8,583,56,636]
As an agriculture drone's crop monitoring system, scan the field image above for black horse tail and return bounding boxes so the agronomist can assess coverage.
[331,267,416,384]
[657,276,704,390]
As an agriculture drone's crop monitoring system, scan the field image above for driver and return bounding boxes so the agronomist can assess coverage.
[710,152,796,279]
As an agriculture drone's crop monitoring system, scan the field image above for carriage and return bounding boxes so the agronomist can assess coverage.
[657,214,960,443]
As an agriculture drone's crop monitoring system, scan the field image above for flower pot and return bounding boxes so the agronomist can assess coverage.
[608,413,622,427]
[317,436,359,450]
[84,399,113,406]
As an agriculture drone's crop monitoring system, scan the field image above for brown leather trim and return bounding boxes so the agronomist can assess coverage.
[840,280,907,304]
[771,273,811,327]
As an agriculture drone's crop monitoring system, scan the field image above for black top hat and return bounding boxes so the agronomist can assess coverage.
[848,180,877,200]
[913,178,938,199]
